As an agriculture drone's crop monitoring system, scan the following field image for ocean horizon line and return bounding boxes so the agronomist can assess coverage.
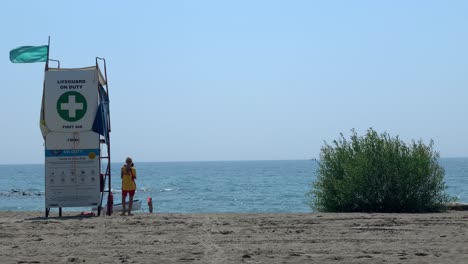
[0,156,467,166]
[1,159,314,166]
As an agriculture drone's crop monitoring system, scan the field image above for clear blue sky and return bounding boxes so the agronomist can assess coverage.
[1,1,468,164]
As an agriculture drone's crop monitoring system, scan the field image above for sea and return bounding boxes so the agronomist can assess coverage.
[0,159,467,213]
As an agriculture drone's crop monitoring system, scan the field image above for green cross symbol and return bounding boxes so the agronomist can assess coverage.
[56,91,87,122]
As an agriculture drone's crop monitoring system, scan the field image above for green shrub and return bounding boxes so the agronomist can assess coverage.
[308,128,455,213]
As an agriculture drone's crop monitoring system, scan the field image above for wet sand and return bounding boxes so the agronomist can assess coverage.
[0,211,467,263]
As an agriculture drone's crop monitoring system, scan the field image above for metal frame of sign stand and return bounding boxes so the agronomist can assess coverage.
[44,50,61,217]
[96,57,112,216]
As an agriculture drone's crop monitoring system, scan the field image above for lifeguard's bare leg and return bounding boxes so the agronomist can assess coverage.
[122,195,126,215]
[128,196,134,215]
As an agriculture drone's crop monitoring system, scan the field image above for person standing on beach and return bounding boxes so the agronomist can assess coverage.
[121,157,137,216]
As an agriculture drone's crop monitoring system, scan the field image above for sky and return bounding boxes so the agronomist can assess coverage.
[1,0,468,164]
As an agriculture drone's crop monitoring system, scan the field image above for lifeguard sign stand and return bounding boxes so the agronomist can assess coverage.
[40,58,111,217]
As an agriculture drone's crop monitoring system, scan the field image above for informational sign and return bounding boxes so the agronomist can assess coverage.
[45,148,100,208]
[44,69,98,132]
[42,67,102,209]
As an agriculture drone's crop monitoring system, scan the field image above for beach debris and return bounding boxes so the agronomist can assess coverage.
[80,211,96,216]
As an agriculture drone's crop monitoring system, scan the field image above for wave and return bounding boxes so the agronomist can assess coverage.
[0,188,44,197]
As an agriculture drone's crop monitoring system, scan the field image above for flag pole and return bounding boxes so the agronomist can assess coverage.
[45,36,50,71]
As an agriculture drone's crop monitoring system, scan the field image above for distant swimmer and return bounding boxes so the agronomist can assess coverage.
[147,197,153,213]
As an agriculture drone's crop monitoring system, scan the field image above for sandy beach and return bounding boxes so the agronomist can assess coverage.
[0,211,467,263]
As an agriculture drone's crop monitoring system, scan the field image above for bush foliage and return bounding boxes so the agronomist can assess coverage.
[309,129,454,213]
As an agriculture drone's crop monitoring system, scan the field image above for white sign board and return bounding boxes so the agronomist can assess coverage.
[43,68,102,209]
[45,148,100,208]
[44,69,98,132]
[46,131,99,150]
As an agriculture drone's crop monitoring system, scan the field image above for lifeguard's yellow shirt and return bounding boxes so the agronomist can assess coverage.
[121,166,137,191]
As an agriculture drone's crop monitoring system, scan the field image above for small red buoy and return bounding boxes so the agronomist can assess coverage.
[107,191,114,215]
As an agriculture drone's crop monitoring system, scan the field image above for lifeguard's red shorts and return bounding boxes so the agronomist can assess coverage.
[122,190,135,197]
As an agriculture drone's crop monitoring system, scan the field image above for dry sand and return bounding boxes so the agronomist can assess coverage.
[0,211,467,263]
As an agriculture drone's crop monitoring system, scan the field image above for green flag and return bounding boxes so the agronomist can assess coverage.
[9,45,48,63]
